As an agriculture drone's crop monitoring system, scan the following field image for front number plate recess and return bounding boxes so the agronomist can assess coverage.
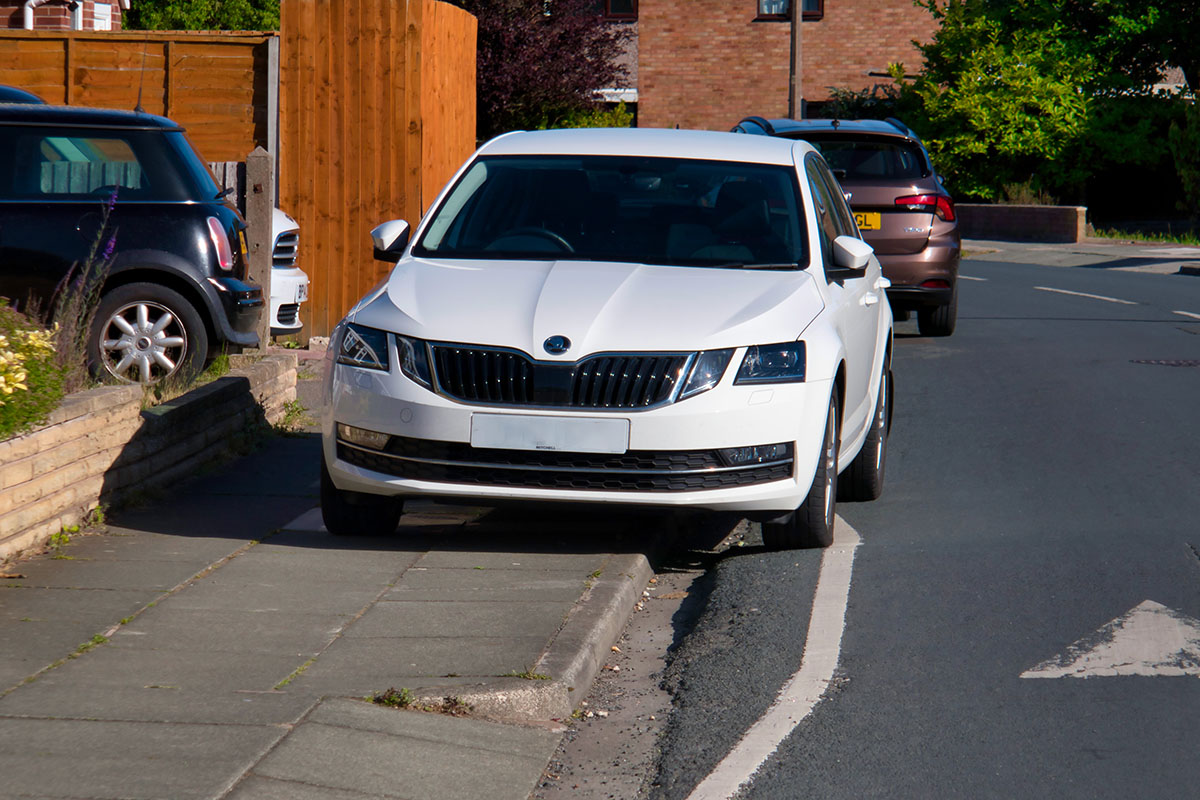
[471,414,630,454]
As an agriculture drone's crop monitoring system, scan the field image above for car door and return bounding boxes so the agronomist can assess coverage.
[804,154,882,448]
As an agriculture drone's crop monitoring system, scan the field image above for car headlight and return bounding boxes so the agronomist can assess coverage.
[735,342,806,384]
[679,349,734,399]
[336,323,390,371]
[395,334,433,388]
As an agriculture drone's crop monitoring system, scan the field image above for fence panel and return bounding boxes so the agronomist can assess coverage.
[0,31,272,162]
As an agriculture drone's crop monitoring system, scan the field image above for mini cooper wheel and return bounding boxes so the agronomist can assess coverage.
[762,388,840,550]
[839,365,891,502]
[90,283,207,384]
[320,459,404,536]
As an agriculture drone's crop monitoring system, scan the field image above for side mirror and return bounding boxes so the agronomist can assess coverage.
[370,219,411,263]
[832,235,873,270]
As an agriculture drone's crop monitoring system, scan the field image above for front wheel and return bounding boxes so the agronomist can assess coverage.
[90,283,208,384]
[320,458,403,536]
[762,388,840,550]
[839,366,891,502]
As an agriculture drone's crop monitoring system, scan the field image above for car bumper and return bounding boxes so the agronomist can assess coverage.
[878,235,959,310]
[209,277,265,346]
[322,361,833,514]
[269,267,310,335]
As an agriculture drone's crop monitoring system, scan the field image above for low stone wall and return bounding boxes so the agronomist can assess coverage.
[957,204,1087,243]
[0,353,298,563]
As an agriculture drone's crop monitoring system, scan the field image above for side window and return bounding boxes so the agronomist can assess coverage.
[9,133,150,199]
[818,164,859,238]
[804,157,838,264]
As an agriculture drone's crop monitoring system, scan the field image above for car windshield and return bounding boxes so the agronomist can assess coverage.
[798,135,927,181]
[414,155,808,269]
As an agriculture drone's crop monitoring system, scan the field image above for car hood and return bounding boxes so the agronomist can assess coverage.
[352,257,825,357]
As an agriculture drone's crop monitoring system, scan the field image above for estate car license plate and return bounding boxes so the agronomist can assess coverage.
[471,414,629,454]
[297,282,308,302]
[855,212,881,231]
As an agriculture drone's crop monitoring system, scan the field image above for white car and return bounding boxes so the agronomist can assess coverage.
[269,208,309,336]
[321,128,893,549]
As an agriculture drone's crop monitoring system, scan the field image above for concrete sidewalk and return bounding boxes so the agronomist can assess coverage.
[0,432,658,799]
[962,236,1200,276]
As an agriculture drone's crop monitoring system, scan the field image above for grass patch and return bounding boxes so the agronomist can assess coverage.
[1091,227,1200,246]
[372,688,472,716]
[502,670,551,681]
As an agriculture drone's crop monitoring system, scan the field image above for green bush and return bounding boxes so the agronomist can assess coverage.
[537,102,634,130]
[0,300,65,441]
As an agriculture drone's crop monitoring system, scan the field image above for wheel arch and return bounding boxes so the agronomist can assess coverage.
[101,267,217,349]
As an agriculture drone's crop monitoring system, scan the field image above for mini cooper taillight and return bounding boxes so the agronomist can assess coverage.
[206,216,235,271]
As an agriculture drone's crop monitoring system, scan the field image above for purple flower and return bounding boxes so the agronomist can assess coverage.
[102,235,117,261]
[106,188,118,213]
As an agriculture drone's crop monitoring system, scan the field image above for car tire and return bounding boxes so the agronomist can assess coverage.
[838,365,891,502]
[762,388,839,550]
[918,284,957,337]
[320,458,403,536]
[90,283,208,384]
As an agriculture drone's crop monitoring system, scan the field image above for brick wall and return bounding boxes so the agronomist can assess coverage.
[638,0,936,131]
[0,354,297,564]
[1,1,124,30]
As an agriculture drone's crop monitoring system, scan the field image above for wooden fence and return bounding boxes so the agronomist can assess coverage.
[279,0,478,337]
[0,31,275,163]
[0,3,477,338]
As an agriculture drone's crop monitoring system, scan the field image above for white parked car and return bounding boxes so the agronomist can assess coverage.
[269,208,309,336]
[321,128,893,549]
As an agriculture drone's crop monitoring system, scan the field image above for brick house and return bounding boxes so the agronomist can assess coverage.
[636,0,938,130]
[2,0,127,30]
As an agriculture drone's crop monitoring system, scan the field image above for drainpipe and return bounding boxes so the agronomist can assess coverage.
[23,0,52,30]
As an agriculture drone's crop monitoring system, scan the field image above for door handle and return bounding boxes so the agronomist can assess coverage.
[875,276,892,290]
[861,293,879,306]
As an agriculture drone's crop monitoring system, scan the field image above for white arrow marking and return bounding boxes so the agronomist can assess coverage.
[1021,600,1200,679]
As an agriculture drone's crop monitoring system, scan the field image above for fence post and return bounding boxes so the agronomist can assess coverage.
[245,146,274,352]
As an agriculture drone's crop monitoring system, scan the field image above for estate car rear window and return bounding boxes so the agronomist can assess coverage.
[414,155,809,269]
[0,127,220,202]
[797,135,928,181]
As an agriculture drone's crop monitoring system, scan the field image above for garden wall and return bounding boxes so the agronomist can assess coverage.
[957,204,1088,243]
[0,353,298,563]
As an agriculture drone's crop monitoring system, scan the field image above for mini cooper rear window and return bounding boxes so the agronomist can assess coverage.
[0,127,220,202]
[415,155,809,269]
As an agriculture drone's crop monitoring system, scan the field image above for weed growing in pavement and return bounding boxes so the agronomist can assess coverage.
[273,399,313,436]
[48,530,72,559]
[71,634,108,658]
[372,688,472,716]
[1092,227,1200,246]
[502,670,551,681]
[275,656,317,689]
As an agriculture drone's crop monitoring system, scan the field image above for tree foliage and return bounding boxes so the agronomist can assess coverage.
[125,0,279,31]
[448,0,629,140]
[892,0,1193,203]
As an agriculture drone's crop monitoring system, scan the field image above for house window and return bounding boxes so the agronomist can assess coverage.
[604,0,637,20]
[757,0,824,21]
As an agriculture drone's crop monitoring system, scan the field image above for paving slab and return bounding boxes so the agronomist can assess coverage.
[384,566,589,603]
[107,606,351,656]
[0,717,286,800]
[233,698,560,800]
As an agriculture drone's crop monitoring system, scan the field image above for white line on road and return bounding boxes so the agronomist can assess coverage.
[1034,286,1138,305]
[1173,310,1200,321]
[685,519,862,800]
[959,275,988,282]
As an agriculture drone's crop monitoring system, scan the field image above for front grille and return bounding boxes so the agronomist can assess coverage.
[273,231,299,268]
[276,303,299,325]
[337,436,793,492]
[431,345,689,410]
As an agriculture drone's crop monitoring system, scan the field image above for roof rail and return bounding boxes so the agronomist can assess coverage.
[884,117,913,136]
[734,116,775,135]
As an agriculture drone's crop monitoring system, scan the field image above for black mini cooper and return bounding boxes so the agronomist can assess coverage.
[0,104,264,383]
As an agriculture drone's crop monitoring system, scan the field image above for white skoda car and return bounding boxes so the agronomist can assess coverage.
[321,128,893,549]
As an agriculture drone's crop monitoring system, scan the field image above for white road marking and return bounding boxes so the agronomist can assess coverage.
[1173,310,1200,321]
[1022,600,1200,679]
[959,275,988,282]
[1034,286,1138,305]
[685,519,861,800]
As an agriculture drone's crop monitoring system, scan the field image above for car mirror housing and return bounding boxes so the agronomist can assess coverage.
[370,219,411,263]
[832,235,873,270]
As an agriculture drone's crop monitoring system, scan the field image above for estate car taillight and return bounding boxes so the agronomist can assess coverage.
[206,216,235,271]
[894,193,956,222]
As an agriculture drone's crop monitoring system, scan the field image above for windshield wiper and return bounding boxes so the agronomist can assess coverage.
[712,262,800,271]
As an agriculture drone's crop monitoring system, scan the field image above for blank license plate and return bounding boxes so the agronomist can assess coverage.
[855,212,881,231]
[471,414,629,454]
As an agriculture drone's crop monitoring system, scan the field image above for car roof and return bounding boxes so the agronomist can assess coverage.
[0,85,45,104]
[0,103,183,131]
[478,127,814,166]
[736,116,921,141]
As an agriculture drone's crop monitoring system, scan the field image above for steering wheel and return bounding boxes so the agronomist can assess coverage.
[487,227,575,253]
